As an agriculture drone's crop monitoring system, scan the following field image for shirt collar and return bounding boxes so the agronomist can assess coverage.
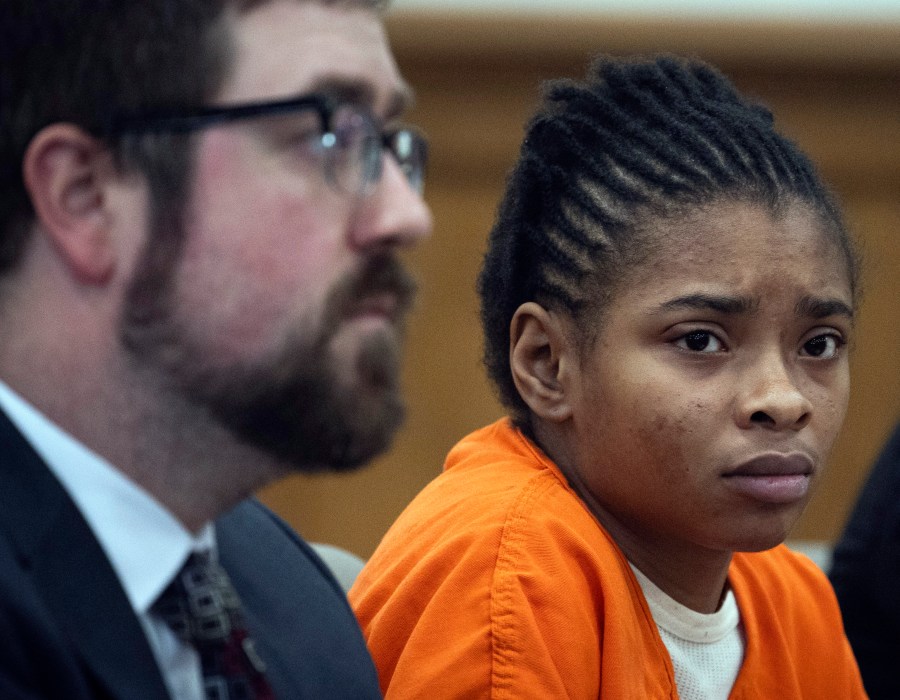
[0,380,215,614]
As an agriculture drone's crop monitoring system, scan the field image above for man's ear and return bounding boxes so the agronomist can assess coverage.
[22,123,116,284]
[510,302,576,423]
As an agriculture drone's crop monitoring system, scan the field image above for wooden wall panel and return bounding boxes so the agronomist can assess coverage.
[259,12,900,557]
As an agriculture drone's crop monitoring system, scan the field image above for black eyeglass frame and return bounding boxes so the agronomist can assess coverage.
[97,93,427,196]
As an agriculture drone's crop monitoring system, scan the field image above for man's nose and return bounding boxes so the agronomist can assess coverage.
[350,153,433,251]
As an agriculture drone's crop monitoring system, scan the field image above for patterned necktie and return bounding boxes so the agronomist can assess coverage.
[153,551,276,700]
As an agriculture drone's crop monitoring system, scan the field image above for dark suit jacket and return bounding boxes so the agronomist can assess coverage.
[830,422,900,700]
[0,410,381,699]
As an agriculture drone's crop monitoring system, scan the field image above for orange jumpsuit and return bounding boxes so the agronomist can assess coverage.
[350,419,867,699]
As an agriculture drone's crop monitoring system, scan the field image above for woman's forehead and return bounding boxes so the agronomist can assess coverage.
[629,202,850,287]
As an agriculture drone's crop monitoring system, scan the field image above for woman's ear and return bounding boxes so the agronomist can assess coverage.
[510,302,576,423]
[22,123,116,285]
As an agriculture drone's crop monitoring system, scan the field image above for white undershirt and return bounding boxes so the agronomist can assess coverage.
[0,381,210,700]
[631,564,745,700]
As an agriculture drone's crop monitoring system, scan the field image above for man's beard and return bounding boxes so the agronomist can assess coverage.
[120,236,416,472]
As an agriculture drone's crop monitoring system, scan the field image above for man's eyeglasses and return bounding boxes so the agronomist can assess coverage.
[101,93,427,198]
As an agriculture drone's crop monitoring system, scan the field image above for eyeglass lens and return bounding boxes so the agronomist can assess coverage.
[324,104,426,197]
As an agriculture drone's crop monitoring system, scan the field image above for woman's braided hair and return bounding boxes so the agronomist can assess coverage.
[478,54,858,424]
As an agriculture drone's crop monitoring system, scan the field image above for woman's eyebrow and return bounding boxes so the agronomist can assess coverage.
[653,293,758,315]
[795,295,854,320]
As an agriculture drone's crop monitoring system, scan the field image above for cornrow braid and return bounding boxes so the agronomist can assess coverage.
[478,54,858,425]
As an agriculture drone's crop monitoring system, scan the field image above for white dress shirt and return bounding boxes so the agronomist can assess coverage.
[0,381,211,700]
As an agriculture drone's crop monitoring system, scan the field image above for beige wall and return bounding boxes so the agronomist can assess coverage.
[259,12,900,558]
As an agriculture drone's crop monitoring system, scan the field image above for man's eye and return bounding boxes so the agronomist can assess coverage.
[675,330,724,353]
[802,334,842,359]
[328,108,370,151]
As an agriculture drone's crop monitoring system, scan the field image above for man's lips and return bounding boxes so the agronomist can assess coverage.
[722,453,815,504]
[347,292,406,324]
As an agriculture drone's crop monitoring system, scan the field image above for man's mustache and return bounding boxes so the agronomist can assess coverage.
[323,254,418,330]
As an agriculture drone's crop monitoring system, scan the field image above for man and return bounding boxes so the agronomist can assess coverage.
[830,422,900,698]
[0,0,431,697]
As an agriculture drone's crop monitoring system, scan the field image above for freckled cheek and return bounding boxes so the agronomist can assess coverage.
[812,383,850,457]
[627,394,686,460]
[643,409,690,472]
[636,389,721,478]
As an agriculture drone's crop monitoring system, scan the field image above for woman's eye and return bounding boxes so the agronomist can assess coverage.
[802,334,842,359]
[675,330,724,353]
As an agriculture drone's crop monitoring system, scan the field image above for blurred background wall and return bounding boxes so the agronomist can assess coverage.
[260,3,900,559]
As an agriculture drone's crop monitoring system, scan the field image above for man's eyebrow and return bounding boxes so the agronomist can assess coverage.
[653,293,758,315]
[795,295,854,320]
[307,76,413,119]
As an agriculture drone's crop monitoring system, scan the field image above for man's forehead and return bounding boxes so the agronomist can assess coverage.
[221,1,406,114]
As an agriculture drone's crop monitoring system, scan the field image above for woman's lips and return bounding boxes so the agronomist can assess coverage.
[722,453,815,504]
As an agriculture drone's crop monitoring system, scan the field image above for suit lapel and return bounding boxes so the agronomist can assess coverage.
[0,410,171,700]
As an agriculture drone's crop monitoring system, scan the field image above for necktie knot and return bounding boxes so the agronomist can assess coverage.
[154,551,274,700]
[155,551,242,645]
